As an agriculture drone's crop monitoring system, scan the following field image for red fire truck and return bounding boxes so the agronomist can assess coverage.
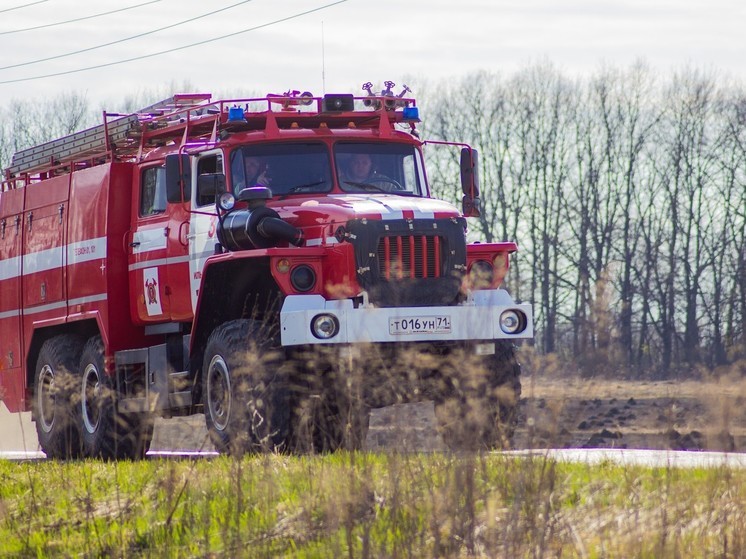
[0,84,533,459]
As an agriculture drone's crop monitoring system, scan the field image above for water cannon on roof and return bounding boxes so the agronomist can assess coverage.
[267,90,314,110]
[362,80,412,111]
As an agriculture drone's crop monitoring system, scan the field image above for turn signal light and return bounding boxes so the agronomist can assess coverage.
[276,258,291,274]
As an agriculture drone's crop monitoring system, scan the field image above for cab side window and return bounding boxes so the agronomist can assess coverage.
[140,166,167,217]
[196,154,224,207]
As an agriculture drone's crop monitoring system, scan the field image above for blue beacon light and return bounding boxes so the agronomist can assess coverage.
[402,106,420,122]
[228,107,245,122]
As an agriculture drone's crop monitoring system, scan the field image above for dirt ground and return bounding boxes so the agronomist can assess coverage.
[512,373,746,452]
[4,372,746,455]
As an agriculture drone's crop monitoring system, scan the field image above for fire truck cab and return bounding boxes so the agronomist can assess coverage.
[0,86,533,459]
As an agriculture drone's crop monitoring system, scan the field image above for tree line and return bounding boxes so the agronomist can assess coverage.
[424,62,745,377]
[2,66,744,377]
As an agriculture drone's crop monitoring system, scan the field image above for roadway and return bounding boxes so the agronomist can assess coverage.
[3,402,746,468]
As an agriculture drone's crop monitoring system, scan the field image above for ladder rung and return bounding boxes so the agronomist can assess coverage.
[7,93,213,177]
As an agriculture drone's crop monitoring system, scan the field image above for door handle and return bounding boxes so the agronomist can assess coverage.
[178,220,190,247]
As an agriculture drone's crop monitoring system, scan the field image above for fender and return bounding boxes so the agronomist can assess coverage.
[189,246,328,364]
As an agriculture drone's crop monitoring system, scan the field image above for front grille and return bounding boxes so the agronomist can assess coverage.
[345,218,467,307]
[377,235,442,280]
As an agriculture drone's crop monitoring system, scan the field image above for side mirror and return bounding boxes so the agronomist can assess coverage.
[196,173,227,202]
[165,154,191,203]
[460,147,481,218]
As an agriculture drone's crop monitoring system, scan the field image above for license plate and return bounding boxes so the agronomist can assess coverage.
[389,315,452,335]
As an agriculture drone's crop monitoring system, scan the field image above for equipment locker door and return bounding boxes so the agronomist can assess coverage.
[23,202,65,309]
[0,189,24,411]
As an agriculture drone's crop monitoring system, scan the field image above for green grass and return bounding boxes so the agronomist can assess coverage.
[1,452,746,558]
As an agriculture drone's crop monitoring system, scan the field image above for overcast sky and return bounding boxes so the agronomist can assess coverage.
[1,0,744,108]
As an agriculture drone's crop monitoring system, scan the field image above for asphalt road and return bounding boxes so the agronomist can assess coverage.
[3,402,746,468]
[0,400,445,458]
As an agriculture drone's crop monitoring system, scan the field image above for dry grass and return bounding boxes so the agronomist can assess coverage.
[5,344,746,557]
[2,451,746,558]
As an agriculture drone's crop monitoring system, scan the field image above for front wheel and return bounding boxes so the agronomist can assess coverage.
[202,319,290,455]
[79,336,153,459]
[435,341,521,451]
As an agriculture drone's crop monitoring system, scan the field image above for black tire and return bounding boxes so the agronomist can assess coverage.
[32,335,83,460]
[435,341,521,451]
[79,336,153,460]
[202,319,290,455]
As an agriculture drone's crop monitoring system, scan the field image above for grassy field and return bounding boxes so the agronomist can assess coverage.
[2,451,746,558]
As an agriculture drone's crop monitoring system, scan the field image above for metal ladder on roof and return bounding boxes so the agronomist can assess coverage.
[7,93,212,177]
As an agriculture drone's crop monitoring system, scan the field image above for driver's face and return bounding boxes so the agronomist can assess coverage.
[348,154,372,181]
[244,157,262,178]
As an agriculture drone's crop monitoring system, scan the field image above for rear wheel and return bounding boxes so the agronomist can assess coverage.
[202,319,290,455]
[435,341,521,451]
[79,336,153,459]
[33,335,83,460]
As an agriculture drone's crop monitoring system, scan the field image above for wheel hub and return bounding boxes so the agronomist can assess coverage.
[82,364,102,434]
[37,365,56,433]
[207,355,231,432]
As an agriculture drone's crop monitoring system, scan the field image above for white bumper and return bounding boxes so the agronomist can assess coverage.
[280,290,533,346]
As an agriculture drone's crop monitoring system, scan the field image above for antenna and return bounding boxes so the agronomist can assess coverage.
[321,21,326,94]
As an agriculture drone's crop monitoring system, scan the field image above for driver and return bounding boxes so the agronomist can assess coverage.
[235,156,271,193]
[338,153,403,192]
[343,153,374,183]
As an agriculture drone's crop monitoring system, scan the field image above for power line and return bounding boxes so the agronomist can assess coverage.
[0,0,49,14]
[0,0,349,85]
[0,0,162,36]
[0,0,255,70]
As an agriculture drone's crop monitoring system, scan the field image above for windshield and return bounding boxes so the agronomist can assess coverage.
[230,143,332,196]
[335,142,426,195]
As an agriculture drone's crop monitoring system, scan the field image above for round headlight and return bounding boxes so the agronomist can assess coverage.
[290,264,316,292]
[218,192,235,212]
[311,314,339,340]
[499,310,525,334]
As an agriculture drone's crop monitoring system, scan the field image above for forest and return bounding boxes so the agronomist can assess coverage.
[1,63,744,377]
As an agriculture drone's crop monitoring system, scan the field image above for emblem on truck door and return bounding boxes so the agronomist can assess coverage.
[143,267,163,316]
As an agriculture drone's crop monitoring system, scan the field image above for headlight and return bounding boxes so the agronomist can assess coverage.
[311,314,339,339]
[218,192,235,211]
[499,310,525,334]
[290,264,316,292]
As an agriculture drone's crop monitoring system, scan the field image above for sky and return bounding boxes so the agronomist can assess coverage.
[1,0,745,109]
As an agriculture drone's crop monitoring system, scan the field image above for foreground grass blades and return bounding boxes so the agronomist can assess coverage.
[2,452,746,558]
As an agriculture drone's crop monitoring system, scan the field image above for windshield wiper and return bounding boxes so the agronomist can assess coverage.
[279,180,328,198]
[343,181,414,195]
[343,180,387,192]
